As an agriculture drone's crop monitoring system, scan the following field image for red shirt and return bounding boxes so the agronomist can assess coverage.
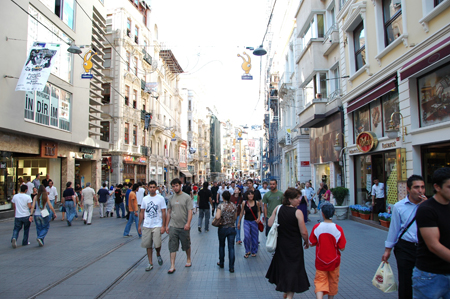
[309,222,346,271]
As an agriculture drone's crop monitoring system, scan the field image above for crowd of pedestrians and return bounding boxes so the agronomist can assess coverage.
[9,167,450,298]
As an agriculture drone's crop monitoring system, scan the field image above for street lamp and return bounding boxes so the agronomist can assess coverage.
[334,132,346,152]
[385,112,407,141]
[67,43,91,54]
[253,45,267,56]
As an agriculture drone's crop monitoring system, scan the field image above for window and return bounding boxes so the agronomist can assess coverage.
[319,73,327,99]
[435,0,445,7]
[382,0,403,46]
[134,26,139,44]
[133,89,137,109]
[125,85,130,106]
[331,66,340,95]
[126,51,130,71]
[354,22,366,71]
[24,83,71,131]
[106,14,112,33]
[188,100,191,111]
[188,120,192,131]
[102,83,110,104]
[169,96,172,108]
[317,14,325,38]
[103,48,111,68]
[41,0,74,29]
[133,125,137,145]
[126,18,131,37]
[125,123,130,144]
[133,57,138,76]
[100,121,110,142]
[28,6,73,83]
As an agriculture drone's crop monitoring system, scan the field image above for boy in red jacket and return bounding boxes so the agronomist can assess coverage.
[309,202,346,299]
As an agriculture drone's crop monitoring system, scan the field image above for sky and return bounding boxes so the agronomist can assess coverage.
[151,0,270,128]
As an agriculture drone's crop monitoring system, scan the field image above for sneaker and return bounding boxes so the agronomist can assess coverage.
[84,220,87,225]
[111,212,114,217]
[67,220,71,226]
[124,234,132,238]
[205,229,209,232]
[157,255,163,266]
[198,227,201,233]
[145,264,153,271]
[37,238,44,247]
[11,238,17,249]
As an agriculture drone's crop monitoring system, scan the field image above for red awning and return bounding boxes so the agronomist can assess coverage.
[400,35,450,81]
[347,76,397,113]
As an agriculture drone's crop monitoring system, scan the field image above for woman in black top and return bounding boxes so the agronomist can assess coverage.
[237,190,261,258]
[62,182,77,226]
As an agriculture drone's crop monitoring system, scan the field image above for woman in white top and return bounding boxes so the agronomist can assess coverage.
[29,185,57,247]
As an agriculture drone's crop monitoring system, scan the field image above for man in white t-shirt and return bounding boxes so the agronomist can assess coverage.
[138,180,167,271]
[217,183,227,203]
[11,185,32,248]
[81,182,96,225]
[45,180,58,220]
[25,178,34,196]
[136,182,146,208]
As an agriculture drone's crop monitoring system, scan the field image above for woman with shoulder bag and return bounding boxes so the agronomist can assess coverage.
[238,190,262,258]
[266,188,310,299]
[29,185,57,246]
[214,191,237,273]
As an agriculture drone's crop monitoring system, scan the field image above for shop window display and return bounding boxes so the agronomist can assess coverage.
[418,62,450,128]
[0,152,15,211]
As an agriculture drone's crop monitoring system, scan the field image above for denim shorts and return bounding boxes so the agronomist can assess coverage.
[412,267,450,299]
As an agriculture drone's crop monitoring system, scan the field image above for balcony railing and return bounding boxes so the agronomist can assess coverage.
[142,49,152,65]
[328,89,342,102]
[324,23,338,42]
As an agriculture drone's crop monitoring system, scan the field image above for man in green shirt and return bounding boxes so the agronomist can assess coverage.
[263,179,284,236]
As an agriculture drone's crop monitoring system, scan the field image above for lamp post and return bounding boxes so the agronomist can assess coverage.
[385,112,407,141]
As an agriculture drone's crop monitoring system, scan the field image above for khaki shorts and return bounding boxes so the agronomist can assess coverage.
[141,227,162,249]
[168,227,190,253]
[314,266,340,296]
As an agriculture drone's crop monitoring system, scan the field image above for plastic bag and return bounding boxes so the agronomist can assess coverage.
[372,262,398,293]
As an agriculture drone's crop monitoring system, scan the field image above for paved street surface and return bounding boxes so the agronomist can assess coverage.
[0,208,398,298]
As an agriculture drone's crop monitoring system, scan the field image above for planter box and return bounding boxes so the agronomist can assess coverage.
[359,213,370,220]
[351,210,359,217]
[335,206,348,220]
[380,220,391,228]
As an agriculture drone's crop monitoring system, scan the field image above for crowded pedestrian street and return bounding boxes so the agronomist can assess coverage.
[0,208,396,299]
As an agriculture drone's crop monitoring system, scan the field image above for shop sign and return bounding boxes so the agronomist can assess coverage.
[139,157,147,163]
[356,132,378,153]
[164,167,167,172]
[80,147,95,154]
[150,166,156,174]
[157,167,163,175]
[82,154,93,159]
[0,162,6,169]
[382,141,397,149]
[123,156,134,162]
[40,140,58,158]
[348,148,360,154]
[286,129,292,145]
[301,161,310,167]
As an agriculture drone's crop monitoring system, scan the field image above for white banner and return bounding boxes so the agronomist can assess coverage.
[16,42,60,91]
[286,129,292,145]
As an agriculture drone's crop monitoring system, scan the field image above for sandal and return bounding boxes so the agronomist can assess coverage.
[251,254,257,257]
[168,268,176,274]
[244,252,251,259]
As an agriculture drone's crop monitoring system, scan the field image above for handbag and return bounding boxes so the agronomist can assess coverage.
[212,204,225,227]
[247,201,264,232]
[266,205,282,252]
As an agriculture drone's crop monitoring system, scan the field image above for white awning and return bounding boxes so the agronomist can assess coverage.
[180,169,192,178]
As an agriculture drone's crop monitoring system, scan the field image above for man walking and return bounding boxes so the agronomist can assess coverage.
[262,179,283,236]
[166,178,193,274]
[211,182,219,217]
[32,174,41,190]
[11,185,32,248]
[413,167,450,298]
[114,184,125,218]
[138,181,166,271]
[381,175,426,299]
[81,182,96,225]
[45,180,58,220]
[97,183,109,218]
[26,178,34,196]
[372,178,385,221]
[42,174,50,188]
[198,182,213,233]
[304,182,315,217]
[136,182,145,210]
[123,184,141,237]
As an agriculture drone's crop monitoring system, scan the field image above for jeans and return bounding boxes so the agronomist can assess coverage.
[115,203,125,218]
[48,200,55,219]
[83,203,94,224]
[235,215,241,242]
[198,209,210,230]
[65,201,76,223]
[11,216,31,245]
[413,268,450,299]
[218,226,236,270]
[123,211,141,237]
[99,202,106,217]
[34,215,50,243]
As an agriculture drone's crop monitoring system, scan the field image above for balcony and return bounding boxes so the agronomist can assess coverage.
[142,49,152,65]
[140,145,149,156]
[298,98,328,128]
[277,129,286,145]
[296,40,327,83]
[323,24,339,56]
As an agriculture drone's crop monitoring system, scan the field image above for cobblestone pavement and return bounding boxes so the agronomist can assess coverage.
[0,208,398,298]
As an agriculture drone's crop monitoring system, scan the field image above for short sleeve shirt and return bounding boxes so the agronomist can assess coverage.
[12,193,32,217]
[198,189,212,209]
[217,202,236,227]
[262,190,284,217]
[97,188,109,203]
[141,194,167,228]
[371,183,385,198]
[167,192,193,229]
[46,186,58,201]
[82,187,96,205]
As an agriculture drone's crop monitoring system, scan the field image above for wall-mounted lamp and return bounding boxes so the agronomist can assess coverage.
[334,132,346,152]
[385,112,407,141]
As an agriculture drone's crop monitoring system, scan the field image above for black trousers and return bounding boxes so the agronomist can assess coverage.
[394,239,416,299]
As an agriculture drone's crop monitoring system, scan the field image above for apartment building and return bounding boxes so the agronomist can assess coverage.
[0,0,107,216]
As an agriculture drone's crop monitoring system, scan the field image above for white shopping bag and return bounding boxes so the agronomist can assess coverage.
[372,262,398,293]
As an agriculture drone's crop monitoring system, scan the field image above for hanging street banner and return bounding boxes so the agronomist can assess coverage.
[286,129,292,145]
[16,42,60,91]
[237,52,253,80]
[144,82,158,93]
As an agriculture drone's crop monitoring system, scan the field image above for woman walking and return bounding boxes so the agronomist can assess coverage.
[297,183,308,223]
[266,188,310,299]
[62,182,78,226]
[29,185,57,246]
[238,190,261,258]
[214,191,237,273]
[230,187,243,245]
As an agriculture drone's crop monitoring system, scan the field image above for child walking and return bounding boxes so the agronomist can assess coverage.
[309,202,346,299]
[192,190,198,214]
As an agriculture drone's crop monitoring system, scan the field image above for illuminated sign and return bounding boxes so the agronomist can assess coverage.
[356,132,378,153]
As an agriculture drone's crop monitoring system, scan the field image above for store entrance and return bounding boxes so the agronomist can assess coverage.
[422,142,450,197]
[75,160,92,188]
[371,154,384,183]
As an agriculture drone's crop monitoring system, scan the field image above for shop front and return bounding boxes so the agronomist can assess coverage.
[122,155,147,184]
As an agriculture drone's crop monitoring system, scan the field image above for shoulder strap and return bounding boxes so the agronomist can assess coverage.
[399,215,416,240]
[247,202,258,220]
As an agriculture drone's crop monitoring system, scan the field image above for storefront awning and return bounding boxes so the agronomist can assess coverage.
[400,35,450,81]
[347,75,397,114]
[180,169,192,178]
